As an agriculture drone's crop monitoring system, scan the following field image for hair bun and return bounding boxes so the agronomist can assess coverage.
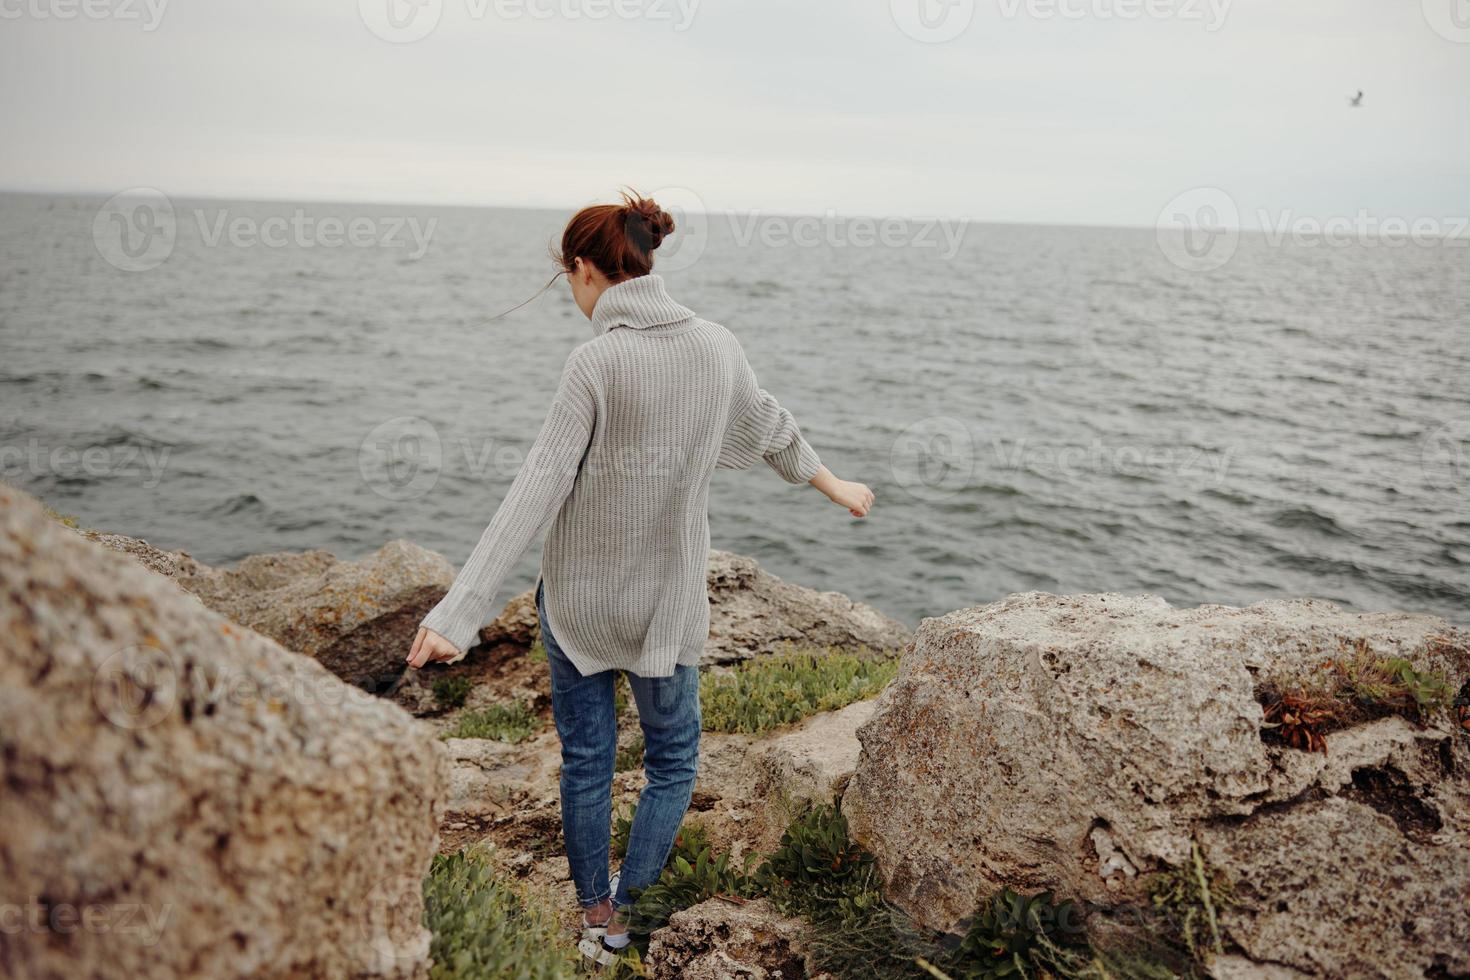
[621,193,675,252]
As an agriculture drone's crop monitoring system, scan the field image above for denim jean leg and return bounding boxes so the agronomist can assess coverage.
[614,660,701,909]
[538,579,617,909]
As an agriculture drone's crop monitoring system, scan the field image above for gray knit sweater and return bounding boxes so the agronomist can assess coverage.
[419,273,822,677]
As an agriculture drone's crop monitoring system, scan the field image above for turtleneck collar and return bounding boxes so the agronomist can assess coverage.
[589,274,696,336]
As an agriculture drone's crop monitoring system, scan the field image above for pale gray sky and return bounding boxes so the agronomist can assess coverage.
[2,0,1467,227]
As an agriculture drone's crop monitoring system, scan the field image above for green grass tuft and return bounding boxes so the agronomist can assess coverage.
[432,675,473,710]
[441,701,540,743]
[423,844,579,979]
[700,646,898,734]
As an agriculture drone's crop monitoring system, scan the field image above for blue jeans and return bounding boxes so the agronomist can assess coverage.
[536,577,702,911]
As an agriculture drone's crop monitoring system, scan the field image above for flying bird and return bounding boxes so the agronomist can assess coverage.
[1349,90,1363,107]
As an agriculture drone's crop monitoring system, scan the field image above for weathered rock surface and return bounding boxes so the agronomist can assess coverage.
[1,486,450,979]
[845,592,1470,978]
[645,897,816,980]
[737,700,875,851]
[81,528,208,580]
[177,541,454,689]
[705,550,910,663]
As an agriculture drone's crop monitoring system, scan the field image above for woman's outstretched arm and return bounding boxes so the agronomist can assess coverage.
[717,345,874,518]
[408,347,598,667]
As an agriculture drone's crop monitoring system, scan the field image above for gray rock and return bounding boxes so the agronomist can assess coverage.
[705,550,910,663]
[844,592,1470,978]
[177,541,454,689]
[645,897,815,980]
[0,486,449,980]
[739,700,875,850]
[80,528,209,581]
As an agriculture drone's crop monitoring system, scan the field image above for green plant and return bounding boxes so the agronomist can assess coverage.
[1148,841,1232,966]
[526,639,547,663]
[616,734,644,772]
[756,801,880,918]
[946,889,1084,979]
[700,646,898,734]
[423,844,578,979]
[432,675,473,710]
[441,701,539,742]
[1334,643,1446,719]
[626,844,758,938]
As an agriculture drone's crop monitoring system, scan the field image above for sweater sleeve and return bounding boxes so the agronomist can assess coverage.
[419,348,598,657]
[716,345,822,485]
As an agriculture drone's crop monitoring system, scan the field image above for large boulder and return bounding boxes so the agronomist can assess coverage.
[177,541,454,690]
[844,593,1470,978]
[0,487,449,979]
[705,551,910,663]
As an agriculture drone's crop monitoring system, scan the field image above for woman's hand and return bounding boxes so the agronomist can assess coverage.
[407,627,462,668]
[809,466,875,518]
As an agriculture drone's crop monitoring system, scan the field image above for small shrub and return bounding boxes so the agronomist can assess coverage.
[423,844,578,980]
[625,844,758,938]
[1148,841,1232,967]
[527,639,547,663]
[432,675,473,710]
[946,889,1086,980]
[700,647,898,734]
[441,701,539,742]
[756,801,881,920]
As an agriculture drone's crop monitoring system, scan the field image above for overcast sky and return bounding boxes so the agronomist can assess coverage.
[2,0,1467,228]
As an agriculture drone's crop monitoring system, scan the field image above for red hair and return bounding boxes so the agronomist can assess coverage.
[555,190,675,282]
